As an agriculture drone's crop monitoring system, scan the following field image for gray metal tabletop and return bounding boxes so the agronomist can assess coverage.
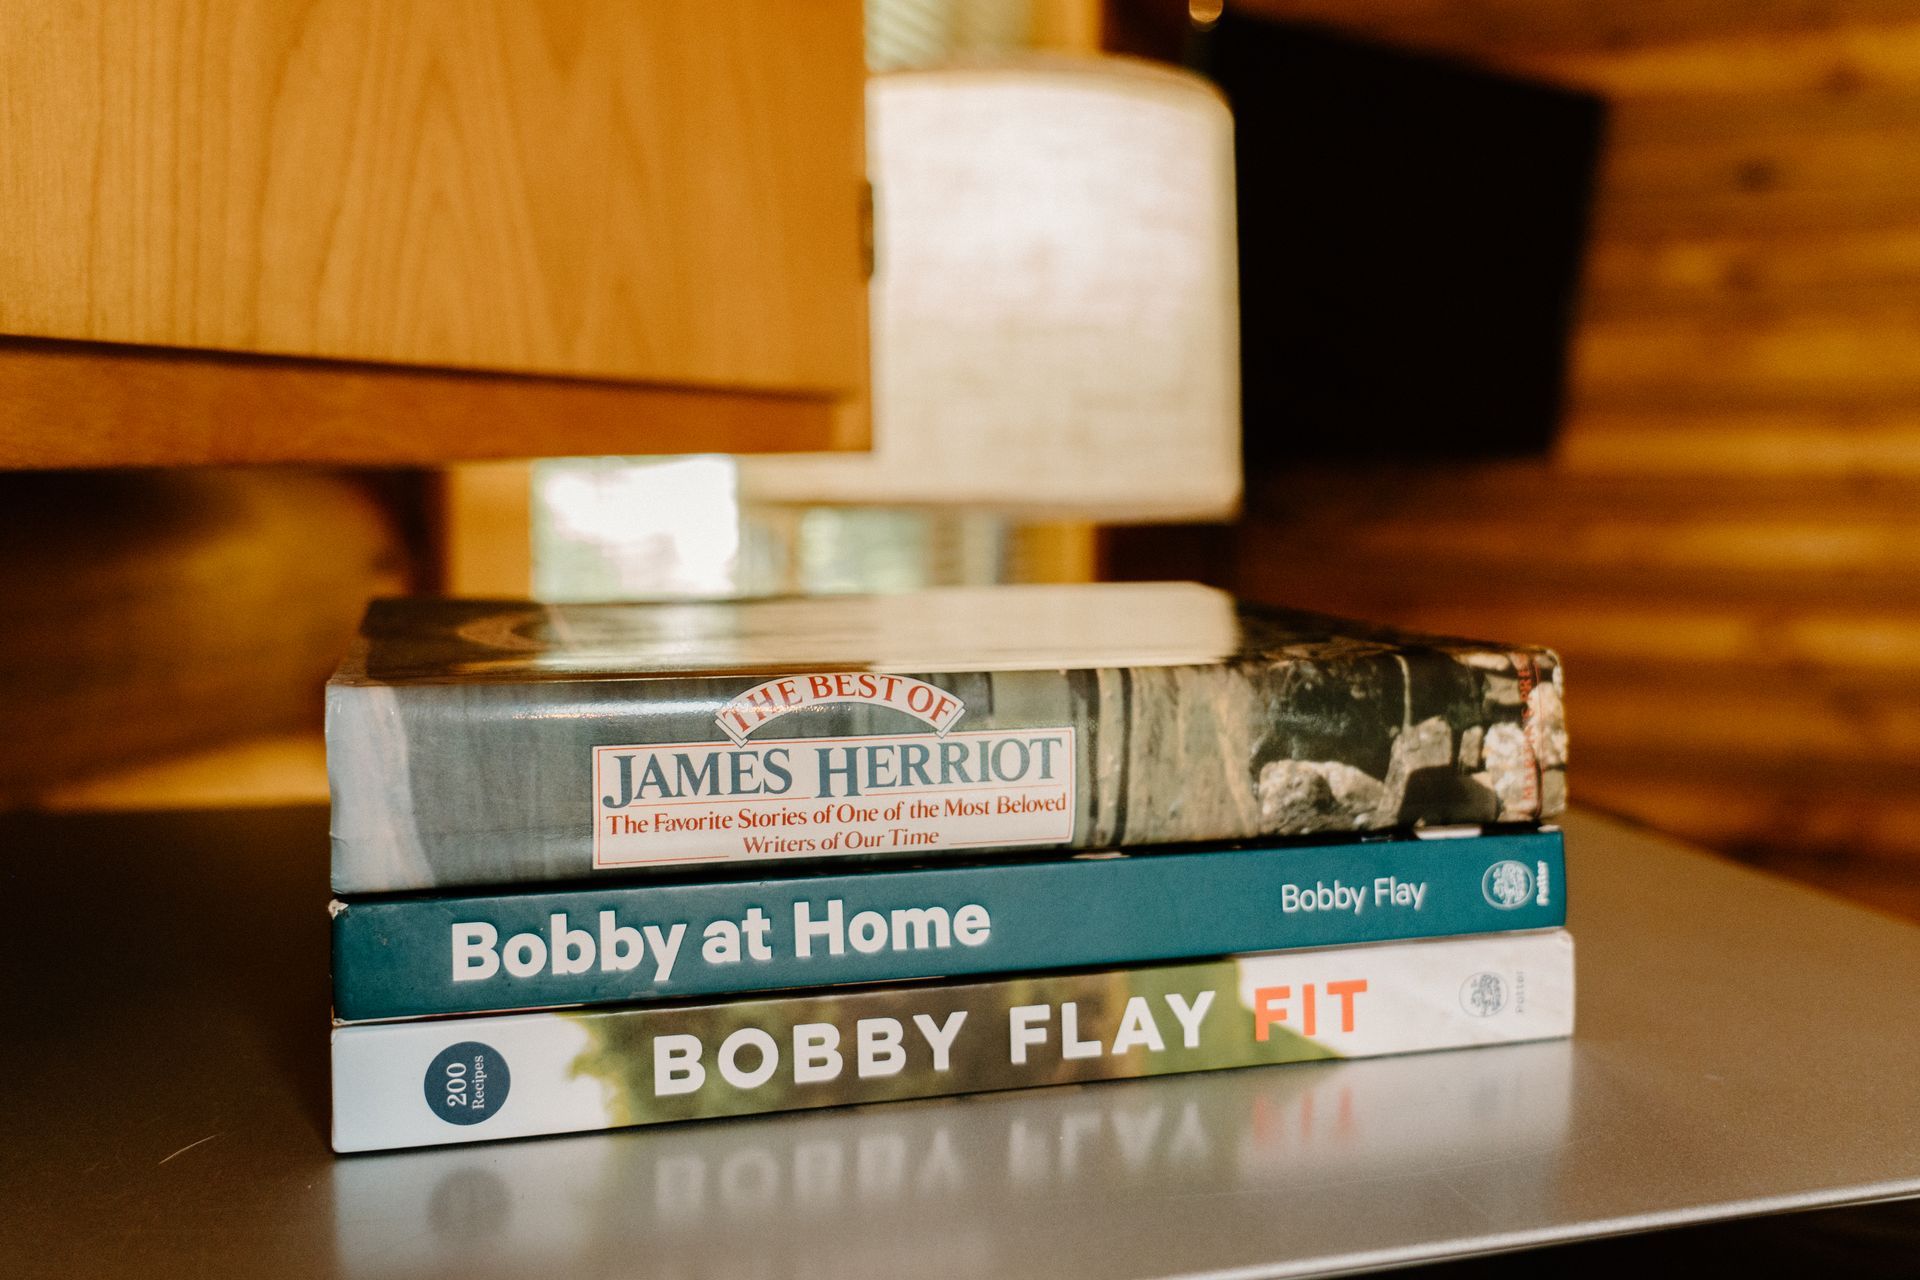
[3,807,1917,1278]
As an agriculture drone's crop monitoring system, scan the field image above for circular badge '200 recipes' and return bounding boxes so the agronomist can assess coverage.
[424,1041,510,1126]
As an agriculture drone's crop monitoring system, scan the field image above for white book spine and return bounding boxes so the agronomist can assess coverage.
[332,931,1575,1153]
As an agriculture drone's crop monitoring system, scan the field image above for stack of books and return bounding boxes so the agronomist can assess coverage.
[327,582,1572,1152]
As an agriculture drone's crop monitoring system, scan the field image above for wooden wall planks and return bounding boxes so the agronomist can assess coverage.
[1171,470,1920,888]
[1557,410,1920,478]
[0,0,868,398]
[0,470,410,800]
[1231,0,1920,57]
[1116,4,1920,912]
[1511,18,1920,94]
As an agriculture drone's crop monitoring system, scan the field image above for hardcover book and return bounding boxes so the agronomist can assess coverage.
[332,828,1565,1021]
[328,583,1567,893]
[330,929,1575,1151]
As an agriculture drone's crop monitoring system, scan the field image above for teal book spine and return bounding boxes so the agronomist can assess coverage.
[332,829,1564,1022]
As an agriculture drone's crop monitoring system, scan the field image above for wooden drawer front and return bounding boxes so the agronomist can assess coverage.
[0,0,867,396]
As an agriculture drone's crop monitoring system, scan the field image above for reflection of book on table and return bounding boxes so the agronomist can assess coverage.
[331,1035,1577,1270]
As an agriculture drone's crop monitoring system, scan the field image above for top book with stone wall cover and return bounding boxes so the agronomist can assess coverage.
[327,584,1567,894]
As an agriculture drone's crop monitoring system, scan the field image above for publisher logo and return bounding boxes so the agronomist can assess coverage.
[425,1041,510,1126]
[1481,860,1536,910]
[1460,972,1507,1017]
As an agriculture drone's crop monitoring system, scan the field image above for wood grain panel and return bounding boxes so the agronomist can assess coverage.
[1608,88,1920,143]
[0,338,864,468]
[1181,3,1920,905]
[1558,410,1920,477]
[1594,187,1920,237]
[1250,463,1920,519]
[0,470,407,798]
[433,462,533,596]
[31,733,331,812]
[1287,511,1920,578]
[1573,309,1920,405]
[1583,232,1920,320]
[0,0,867,397]
[1256,559,1920,618]
[1602,122,1920,200]
[1577,768,1920,867]
[1228,0,1920,57]
[1568,682,1920,765]
[1590,98,1920,237]
[1508,19,1920,96]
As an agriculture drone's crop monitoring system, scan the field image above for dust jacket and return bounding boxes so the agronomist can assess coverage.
[328,583,1567,893]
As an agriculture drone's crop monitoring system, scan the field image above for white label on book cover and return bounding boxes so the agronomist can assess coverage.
[592,727,1077,868]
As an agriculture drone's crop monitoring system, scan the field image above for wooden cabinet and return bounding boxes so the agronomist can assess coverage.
[0,0,869,466]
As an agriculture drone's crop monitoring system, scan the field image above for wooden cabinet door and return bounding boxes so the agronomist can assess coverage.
[0,0,869,465]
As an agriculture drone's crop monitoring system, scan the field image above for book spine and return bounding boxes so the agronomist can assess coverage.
[328,646,1566,893]
[332,830,1566,1022]
[330,930,1574,1152]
